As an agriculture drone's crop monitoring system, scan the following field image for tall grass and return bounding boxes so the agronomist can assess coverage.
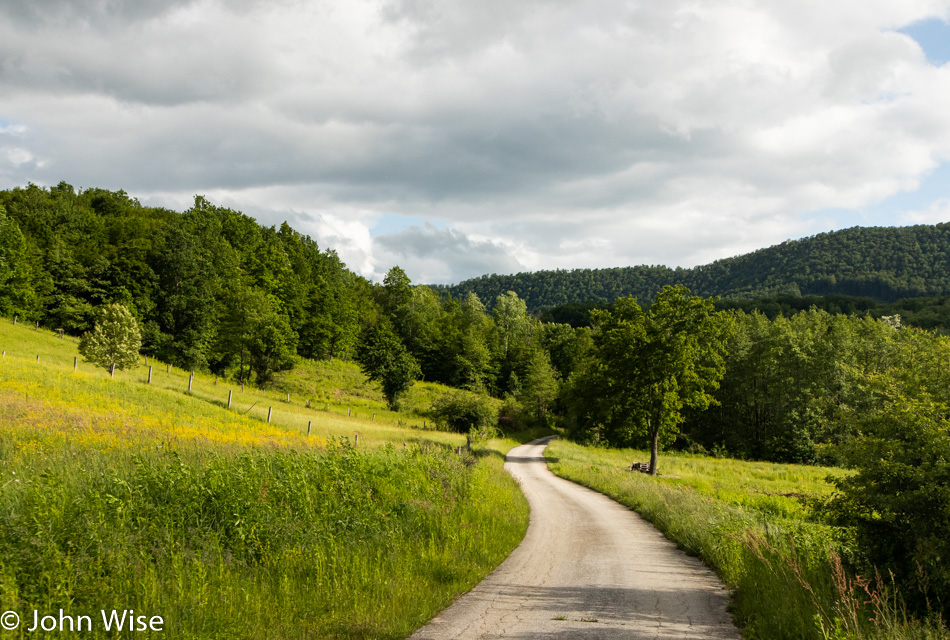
[0,320,530,638]
[546,440,949,640]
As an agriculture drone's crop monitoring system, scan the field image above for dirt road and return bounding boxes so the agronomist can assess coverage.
[409,437,740,639]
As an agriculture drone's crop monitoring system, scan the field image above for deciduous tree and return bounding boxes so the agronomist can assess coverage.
[79,303,142,372]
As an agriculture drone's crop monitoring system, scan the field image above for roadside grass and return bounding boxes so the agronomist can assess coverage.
[0,320,530,639]
[546,440,950,640]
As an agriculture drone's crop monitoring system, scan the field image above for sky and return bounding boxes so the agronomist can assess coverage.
[2,0,950,285]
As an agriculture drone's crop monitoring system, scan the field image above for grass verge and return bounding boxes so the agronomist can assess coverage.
[545,439,949,640]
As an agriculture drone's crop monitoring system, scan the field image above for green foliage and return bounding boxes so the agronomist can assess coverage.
[822,332,950,620]
[78,303,142,371]
[0,205,40,318]
[681,309,900,464]
[517,348,560,425]
[429,389,499,435]
[567,286,726,473]
[0,185,370,376]
[354,321,421,409]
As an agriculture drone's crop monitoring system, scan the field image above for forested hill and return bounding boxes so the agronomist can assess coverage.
[433,223,950,312]
[0,182,375,375]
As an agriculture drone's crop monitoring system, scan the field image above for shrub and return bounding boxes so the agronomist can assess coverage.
[429,389,498,434]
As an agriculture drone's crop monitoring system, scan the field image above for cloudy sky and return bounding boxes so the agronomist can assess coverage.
[2,0,950,284]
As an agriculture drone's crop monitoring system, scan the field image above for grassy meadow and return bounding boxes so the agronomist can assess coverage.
[0,320,529,639]
[547,440,949,640]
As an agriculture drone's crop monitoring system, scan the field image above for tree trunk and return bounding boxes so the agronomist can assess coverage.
[648,407,663,475]
[649,427,660,476]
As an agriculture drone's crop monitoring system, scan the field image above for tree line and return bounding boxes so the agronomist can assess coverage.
[436,222,950,312]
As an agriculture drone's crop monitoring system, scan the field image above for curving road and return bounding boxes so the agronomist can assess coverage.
[409,437,740,639]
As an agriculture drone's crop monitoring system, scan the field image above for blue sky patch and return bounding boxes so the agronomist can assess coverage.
[899,18,950,65]
[370,213,448,238]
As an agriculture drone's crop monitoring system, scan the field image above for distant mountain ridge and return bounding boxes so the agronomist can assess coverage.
[431,223,950,312]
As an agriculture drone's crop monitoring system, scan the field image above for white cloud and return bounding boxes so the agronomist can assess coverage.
[901,198,950,224]
[1,0,950,282]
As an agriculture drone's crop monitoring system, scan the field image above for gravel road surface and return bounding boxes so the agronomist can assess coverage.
[408,437,740,639]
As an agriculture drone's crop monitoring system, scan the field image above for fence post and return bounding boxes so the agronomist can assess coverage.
[227,390,233,409]
[267,407,272,423]
[372,414,375,421]
[307,421,312,436]
[286,393,290,403]
[166,364,170,374]
[110,363,115,378]
[36,355,40,363]
[347,408,351,417]
[188,372,194,392]
[35,320,39,330]
[12,314,16,325]
[354,434,359,447]
[73,356,77,372]
[147,366,152,384]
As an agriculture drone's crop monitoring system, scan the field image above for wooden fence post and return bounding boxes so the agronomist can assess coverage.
[347,408,351,417]
[188,372,194,392]
[12,314,16,325]
[166,364,170,374]
[110,363,115,378]
[372,414,375,421]
[286,393,290,403]
[227,390,233,409]
[36,355,40,363]
[147,366,152,384]
[73,356,77,372]
[354,433,359,446]
[267,407,272,423]
[307,421,312,436]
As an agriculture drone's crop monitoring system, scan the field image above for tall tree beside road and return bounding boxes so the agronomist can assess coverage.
[579,286,726,474]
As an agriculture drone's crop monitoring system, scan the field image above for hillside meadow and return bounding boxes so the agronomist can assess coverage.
[0,320,529,639]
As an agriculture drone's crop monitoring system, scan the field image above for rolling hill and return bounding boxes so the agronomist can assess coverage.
[433,223,950,312]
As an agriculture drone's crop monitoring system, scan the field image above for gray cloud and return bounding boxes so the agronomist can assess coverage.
[1,0,949,283]
[374,224,525,284]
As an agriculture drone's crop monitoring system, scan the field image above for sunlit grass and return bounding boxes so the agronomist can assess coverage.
[0,319,529,639]
[554,443,846,519]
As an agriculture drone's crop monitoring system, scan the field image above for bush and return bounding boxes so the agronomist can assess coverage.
[429,389,498,434]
